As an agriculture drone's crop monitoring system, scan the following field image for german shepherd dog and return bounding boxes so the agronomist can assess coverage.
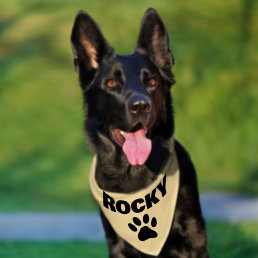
[71,8,209,258]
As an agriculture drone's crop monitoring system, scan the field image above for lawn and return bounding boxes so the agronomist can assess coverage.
[0,241,108,258]
[0,0,258,211]
[0,222,258,258]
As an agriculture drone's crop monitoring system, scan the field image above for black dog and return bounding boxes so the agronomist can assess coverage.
[71,8,209,258]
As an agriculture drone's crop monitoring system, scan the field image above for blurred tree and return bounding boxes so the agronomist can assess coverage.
[239,0,254,62]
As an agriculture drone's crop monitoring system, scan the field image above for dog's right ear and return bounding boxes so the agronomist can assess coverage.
[71,11,114,89]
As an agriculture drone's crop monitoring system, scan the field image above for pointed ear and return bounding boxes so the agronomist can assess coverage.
[71,11,114,89]
[135,8,174,85]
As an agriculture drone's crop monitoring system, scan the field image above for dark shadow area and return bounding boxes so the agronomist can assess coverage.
[238,164,258,196]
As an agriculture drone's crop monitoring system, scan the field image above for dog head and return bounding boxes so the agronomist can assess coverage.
[71,8,175,166]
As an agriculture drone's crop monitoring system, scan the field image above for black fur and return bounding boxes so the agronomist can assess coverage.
[71,8,209,257]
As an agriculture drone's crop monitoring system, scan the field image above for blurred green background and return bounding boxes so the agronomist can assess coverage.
[0,0,258,212]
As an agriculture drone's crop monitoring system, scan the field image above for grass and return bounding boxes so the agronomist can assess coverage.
[207,222,258,258]
[0,241,108,258]
[0,0,258,211]
[0,222,258,258]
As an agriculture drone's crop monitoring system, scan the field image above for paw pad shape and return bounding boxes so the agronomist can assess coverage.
[128,214,158,241]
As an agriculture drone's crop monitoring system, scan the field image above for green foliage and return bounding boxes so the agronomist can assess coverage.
[0,0,258,210]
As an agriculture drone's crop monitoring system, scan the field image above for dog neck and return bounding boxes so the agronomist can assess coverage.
[95,136,175,193]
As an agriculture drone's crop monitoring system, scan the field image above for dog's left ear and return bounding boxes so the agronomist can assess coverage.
[135,8,174,85]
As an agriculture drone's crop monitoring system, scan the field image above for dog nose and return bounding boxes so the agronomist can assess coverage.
[129,96,151,115]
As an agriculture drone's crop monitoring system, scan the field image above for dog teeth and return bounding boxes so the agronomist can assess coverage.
[120,130,124,135]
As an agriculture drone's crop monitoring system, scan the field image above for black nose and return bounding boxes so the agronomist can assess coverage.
[129,96,151,115]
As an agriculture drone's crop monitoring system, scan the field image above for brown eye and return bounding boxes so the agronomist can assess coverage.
[147,78,157,87]
[106,79,117,88]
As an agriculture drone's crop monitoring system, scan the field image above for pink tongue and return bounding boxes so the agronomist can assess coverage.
[122,129,152,166]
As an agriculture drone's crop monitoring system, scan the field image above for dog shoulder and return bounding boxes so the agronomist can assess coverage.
[174,139,199,189]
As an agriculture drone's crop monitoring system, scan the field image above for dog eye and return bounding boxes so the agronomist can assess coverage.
[147,78,157,87]
[106,79,117,88]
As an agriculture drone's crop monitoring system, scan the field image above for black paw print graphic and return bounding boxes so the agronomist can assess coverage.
[128,214,158,241]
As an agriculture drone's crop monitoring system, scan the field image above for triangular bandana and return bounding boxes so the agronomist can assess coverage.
[89,150,180,256]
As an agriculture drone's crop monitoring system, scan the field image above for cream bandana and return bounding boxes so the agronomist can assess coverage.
[89,150,180,256]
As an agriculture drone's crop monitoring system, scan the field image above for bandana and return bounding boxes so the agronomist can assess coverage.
[89,150,179,256]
